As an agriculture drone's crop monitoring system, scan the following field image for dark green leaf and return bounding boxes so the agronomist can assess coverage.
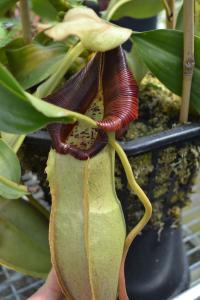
[176,3,200,36]
[195,0,200,36]
[0,177,28,199]
[0,25,7,46]
[7,42,67,89]
[48,0,83,11]
[176,4,183,31]
[0,48,7,65]
[0,63,88,134]
[0,139,20,182]
[0,18,22,48]
[0,0,17,16]
[132,30,200,113]
[1,132,25,153]
[0,139,27,199]
[34,31,52,45]
[126,45,148,84]
[4,37,25,49]
[0,197,50,278]
[48,0,70,11]
[0,38,26,66]
[105,0,163,20]
[31,0,58,20]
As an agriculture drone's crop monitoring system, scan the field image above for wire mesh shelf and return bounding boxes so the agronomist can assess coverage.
[175,180,200,300]
[0,267,43,299]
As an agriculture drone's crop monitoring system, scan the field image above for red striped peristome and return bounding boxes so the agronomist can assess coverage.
[44,46,138,160]
[97,46,138,132]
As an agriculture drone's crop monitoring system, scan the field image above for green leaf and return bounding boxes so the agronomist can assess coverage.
[7,42,67,89]
[126,45,148,84]
[0,24,7,46]
[0,18,22,48]
[0,0,17,16]
[176,2,200,36]
[0,66,69,133]
[46,146,126,299]
[176,4,183,31]
[105,0,163,21]
[0,176,28,200]
[0,63,96,134]
[0,139,27,199]
[0,37,26,66]
[195,0,200,36]
[0,48,7,65]
[31,0,58,20]
[49,0,83,11]
[0,197,50,278]
[4,37,25,50]
[0,139,20,182]
[48,0,70,11]
[34,31,52,45]
[35,41,84,98]
[132,30,200,113]
[45,7,132,51]
[1,132,25,153]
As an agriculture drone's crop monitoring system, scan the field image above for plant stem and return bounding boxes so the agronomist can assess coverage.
[163,0,176,29]
[180,0,195,123]
[108,135,152,300]
[19,0,32,44]
[35,42,85,98]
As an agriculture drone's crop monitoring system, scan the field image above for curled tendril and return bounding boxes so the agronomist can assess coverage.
[45,46,138,160]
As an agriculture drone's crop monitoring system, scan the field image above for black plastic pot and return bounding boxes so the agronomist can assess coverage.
[115,15,157,33]
[125,225,190,300]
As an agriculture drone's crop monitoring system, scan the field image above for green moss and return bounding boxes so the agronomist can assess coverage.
[115,76,200,232]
